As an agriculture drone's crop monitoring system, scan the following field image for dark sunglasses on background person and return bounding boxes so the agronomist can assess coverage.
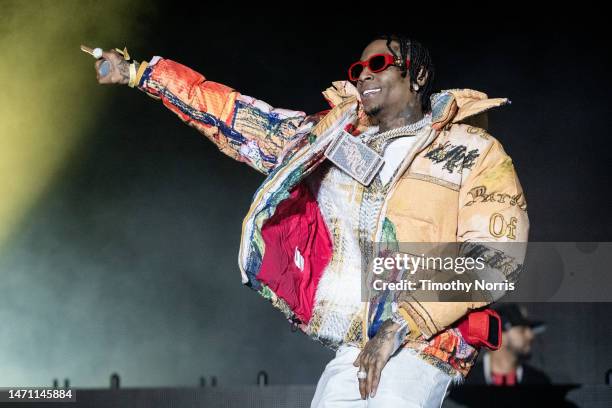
[348,53,411,81]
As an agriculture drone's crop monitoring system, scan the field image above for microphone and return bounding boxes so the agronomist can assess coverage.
[80,45,111,77]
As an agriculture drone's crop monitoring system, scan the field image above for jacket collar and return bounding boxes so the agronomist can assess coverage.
[322,81,509,131]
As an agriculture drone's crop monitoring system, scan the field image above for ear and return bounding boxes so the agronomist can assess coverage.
[416,66,428,87]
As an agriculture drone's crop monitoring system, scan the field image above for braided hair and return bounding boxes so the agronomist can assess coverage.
[373,34,435,112]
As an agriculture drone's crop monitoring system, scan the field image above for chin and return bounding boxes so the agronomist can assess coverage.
[364,104,382,117]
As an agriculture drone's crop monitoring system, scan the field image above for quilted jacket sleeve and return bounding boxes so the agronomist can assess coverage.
[137,57,307,175]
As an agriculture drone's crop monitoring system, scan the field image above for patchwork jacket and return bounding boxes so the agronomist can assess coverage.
[136,57,529,379]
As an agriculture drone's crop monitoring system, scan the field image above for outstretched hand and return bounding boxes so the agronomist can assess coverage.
[87,47,131,85]
[352,320,401,399]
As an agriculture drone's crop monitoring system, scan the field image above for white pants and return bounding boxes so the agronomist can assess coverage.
[311,345,452,408]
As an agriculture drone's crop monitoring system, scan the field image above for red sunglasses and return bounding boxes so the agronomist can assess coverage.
[348,53,410,81]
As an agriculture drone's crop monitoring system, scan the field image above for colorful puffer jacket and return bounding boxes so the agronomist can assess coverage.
[137,57,529,379]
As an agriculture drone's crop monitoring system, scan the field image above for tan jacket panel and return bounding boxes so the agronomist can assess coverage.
[387,124,529,339]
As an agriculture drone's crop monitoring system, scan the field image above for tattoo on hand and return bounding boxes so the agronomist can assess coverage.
[370,322,396,351]
[118,60,130,82]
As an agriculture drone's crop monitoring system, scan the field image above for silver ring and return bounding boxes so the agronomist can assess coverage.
[357,370,367,380]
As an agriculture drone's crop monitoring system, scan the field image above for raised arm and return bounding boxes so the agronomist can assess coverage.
[94,49,307,174]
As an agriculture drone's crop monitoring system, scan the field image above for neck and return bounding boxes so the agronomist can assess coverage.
[489,349,519,374]
[373,101,424,133]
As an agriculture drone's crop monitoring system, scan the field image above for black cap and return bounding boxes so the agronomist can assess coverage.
[494,304,546,334]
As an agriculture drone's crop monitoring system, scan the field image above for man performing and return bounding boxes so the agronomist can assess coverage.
[87,34,529,407]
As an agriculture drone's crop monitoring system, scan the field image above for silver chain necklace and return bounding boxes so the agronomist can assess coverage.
[363,114,432,153]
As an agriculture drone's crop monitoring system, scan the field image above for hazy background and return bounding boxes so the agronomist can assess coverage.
[0,1,610,387]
